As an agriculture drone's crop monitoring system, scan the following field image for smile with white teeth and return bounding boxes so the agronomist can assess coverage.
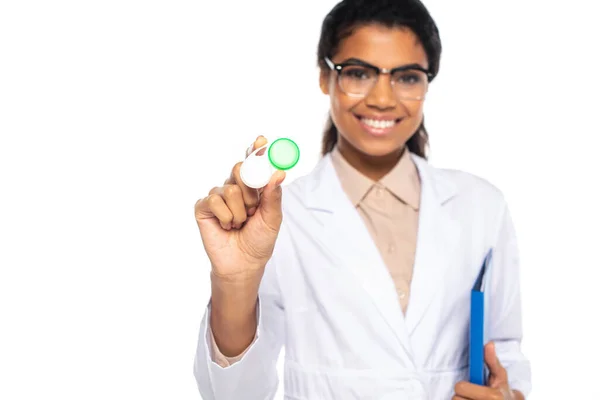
[361,118,397,129]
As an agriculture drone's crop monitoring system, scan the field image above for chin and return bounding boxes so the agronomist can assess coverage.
[354,136,407,158]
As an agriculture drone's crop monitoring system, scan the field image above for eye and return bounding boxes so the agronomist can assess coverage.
[341,66,374,80]
[394,71,425,85]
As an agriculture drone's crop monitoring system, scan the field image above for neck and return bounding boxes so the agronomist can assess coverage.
[337,139,405,181]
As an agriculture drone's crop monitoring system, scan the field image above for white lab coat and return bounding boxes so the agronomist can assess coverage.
[194,152,532,400]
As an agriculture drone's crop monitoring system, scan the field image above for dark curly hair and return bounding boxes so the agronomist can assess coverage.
[317,0,442,158]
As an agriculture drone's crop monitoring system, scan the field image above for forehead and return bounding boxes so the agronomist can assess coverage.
[335,24,428,68]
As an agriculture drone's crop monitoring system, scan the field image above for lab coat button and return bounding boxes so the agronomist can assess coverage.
[387,243,395,253]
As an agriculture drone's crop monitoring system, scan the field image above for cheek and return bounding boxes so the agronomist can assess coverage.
[330,95,361,135]
[406,100,424,118]
[330,90,360,120]
[328,77,359,112]
[404,102,425,127]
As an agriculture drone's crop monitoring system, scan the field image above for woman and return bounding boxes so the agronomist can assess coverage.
[193,0,531,399]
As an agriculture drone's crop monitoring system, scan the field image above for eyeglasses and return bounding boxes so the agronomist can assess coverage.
[324,57,433,101]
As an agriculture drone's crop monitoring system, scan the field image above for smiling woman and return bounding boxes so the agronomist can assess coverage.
[193,1,532,399]
[318,22,436,181]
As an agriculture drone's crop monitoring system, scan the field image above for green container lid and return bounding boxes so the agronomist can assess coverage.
[268,138,300,170]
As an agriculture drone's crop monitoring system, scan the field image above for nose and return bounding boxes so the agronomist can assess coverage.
[364,74,397,109]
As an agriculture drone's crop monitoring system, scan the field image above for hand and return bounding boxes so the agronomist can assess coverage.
[194,136,286,279]
[453,342,524,400]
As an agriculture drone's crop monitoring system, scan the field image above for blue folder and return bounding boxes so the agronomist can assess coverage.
[469,249,492,385]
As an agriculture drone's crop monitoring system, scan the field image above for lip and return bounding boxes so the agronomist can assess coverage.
[355,114,400,121]
[354,114,403,137]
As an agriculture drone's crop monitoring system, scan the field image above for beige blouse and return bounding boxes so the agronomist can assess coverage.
[208,145,421,367]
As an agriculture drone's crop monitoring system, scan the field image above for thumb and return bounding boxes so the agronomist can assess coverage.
[259,170,286,229]
[484,342,507,382]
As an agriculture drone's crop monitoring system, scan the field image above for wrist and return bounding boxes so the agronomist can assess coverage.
[210,263,265,285]
[210,270,261,320]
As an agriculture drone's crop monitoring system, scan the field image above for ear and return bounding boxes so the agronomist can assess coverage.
[319,68,330,95]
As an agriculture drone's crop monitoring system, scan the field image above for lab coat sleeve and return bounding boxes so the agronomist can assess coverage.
[486,201,532,398]
[207,313,258,367]
[193,238,286,400]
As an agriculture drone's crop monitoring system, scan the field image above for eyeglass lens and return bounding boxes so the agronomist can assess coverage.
[338,65,428,100]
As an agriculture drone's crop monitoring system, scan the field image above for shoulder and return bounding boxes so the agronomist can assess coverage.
[412,155,516,249]
[412,153,507,207]
[411,154,511,239]
[441,167,505,204]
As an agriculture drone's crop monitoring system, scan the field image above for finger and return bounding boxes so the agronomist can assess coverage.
[209,185,247,228]
[229,162,260,213]
[452,397,469,400]
[245,135,268,158]
[454,381,498,399]
[484,342,508,382]
[231,135,270,183]
[195,194,233,230]
[259,169,286,231]
[220,184,248,228]
[253,135,268,154]
[226,136,269,209]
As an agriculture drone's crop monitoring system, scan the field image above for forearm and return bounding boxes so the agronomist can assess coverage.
[209,270,262,357]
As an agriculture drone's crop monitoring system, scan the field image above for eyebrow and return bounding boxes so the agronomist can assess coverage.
[338,57,427,71]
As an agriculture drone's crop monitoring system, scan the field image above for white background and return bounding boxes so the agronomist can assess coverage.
[1,0,599,399]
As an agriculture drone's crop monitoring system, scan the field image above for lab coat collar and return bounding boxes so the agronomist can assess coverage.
[304,152,460,360]
[329,145,421,210]
[306,152,457,211]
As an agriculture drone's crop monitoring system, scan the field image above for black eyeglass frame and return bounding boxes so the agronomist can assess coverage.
[323,57,434,99]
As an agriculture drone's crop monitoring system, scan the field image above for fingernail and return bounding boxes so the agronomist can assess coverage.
[223,222,232,230]
[248,207,256,216]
